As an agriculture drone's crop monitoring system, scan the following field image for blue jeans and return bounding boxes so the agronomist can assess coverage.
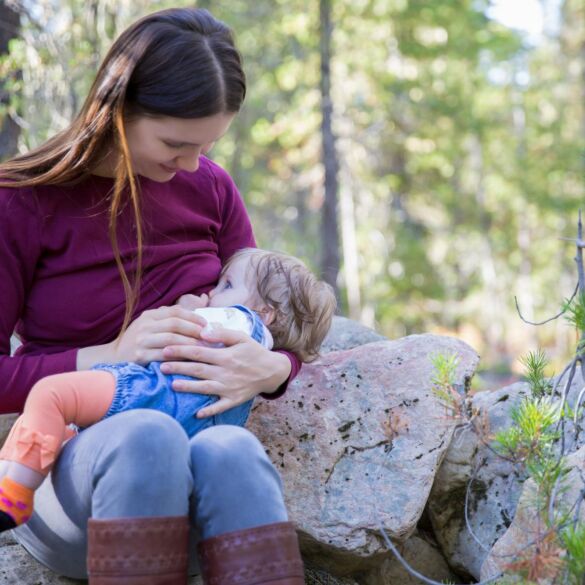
[91,305,267,436]
[12,410,288,579]
[92,360,253,436]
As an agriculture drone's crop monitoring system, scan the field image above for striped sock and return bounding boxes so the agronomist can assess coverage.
[0,477,34,531]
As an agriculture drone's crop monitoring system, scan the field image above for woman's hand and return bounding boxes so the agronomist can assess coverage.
[159,327,292,418]
[77,305,208,369]
[113,305,210,363]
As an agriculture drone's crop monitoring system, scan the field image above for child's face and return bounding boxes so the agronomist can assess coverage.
[208,256,256,308]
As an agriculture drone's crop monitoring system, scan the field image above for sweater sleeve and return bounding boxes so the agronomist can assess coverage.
[260,350,302,400]
[0,189,78,414]
[207,161,302,397]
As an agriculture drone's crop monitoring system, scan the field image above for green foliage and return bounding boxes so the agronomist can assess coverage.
[562,293,585,333]
[525,456,568,506]
[430,352,465,418]
[493,397,560,466]
[560,523,585,584]
[519,349,553,398]
[491,393,585,582]
[2,2,584,583]
[2,0,583,358]
[430,352,459,388]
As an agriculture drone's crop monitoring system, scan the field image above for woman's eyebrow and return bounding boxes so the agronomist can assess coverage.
[163,131,229,146]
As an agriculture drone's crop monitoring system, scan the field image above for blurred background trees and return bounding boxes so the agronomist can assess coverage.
[0,0,583,382]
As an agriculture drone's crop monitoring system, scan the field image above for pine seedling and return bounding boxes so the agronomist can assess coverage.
[431,352,459,388]
[494,397,560,465]
[525,456,569,506]
[430,353,466,420]
[504,527,565,582]
[560,523,585,584]
[519,349,553,398]
[374,203,585,585]
[562,293,585,333]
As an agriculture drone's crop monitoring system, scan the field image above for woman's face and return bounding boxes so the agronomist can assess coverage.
[124,113,235,182]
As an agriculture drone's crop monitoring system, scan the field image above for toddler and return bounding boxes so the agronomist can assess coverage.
[0,248,336,532]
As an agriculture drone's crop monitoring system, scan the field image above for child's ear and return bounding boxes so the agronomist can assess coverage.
[260,307,276,326]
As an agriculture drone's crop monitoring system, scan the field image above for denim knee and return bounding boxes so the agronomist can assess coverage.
[189,426,287,537]
[100,410,189,472]
[91,410,192,517]
[189,425,267,474]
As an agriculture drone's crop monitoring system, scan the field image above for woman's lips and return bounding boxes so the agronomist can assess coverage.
[160,164,178,173]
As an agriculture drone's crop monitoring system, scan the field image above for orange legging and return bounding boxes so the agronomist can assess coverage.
[0,371,116,475]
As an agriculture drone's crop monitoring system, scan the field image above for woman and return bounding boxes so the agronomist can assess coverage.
[0,7,305,585]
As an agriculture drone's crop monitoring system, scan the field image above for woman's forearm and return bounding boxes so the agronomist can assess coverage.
[76,342,116,370]
[261,351,292,395]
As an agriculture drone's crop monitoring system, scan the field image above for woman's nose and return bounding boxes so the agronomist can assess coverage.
[177,154,200,173]
[177,147,203,172]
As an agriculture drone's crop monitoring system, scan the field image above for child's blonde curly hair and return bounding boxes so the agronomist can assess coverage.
[223,248,336,362]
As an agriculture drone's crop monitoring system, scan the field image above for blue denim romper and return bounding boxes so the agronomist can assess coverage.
[91,305,270,438]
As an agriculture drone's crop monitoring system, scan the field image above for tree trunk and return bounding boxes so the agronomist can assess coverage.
[0,0,21,161]
[197,0,213,12]
[339,165,361,320]
[582,33,585,170]
[319,0,340,302]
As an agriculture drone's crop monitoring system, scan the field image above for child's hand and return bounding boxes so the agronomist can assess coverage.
[175,293,209,310]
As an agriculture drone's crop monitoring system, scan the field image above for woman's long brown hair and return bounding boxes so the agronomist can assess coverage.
[0,8,246,336]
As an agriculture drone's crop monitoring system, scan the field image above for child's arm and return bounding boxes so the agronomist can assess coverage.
[0,370,116,530]
[0,371,116,479]
[175,293,209,310]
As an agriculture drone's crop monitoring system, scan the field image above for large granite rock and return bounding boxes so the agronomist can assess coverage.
[1,324,479,583]
[480,444,585,582]
[427,382,528,579]
[320,317,386,354]
[247,333,479,575]
[361,532,458,584]
[429,370,585,580]
[0,413,17,448]
[0,532,82,584]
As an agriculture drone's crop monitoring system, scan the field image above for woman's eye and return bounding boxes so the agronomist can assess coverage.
[164,141,184,148]
[224,280,233,290]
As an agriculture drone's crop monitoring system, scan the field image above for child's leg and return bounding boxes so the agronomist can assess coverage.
[0,371,115,530]
[211,399,254,428]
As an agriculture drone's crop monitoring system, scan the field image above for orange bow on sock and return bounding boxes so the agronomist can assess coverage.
[0,421,62,475]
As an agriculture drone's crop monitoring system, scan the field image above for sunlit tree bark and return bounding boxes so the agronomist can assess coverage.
[0,0,21,161]
[319,0,340,301]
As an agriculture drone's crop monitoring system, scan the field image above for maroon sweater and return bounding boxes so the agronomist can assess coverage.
[0,157,300,414]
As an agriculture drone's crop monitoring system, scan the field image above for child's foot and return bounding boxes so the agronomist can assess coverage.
[0,477,34,532]
[0,510,16,531]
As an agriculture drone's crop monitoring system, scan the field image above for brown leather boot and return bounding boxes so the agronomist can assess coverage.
[87,516,189,584]
[197,521,305,585]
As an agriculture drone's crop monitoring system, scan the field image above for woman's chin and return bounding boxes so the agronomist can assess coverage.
[138,169,177,182]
